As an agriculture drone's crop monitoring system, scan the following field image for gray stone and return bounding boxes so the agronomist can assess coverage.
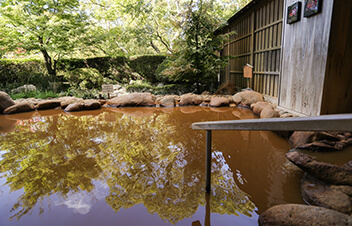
[289,131,350,151]
[64,103,82,112]
[179,93,202,106]
[286,151,352,186]
[252,101,272,115]
[260,107,280,119]
[82,100,101,110]
[37,100,61,110]
[209,97,230,107]
[59,96,84,109]
[3,103,34,114]
[258,204,352,225]
[160,95,177,107]
[11,84,36,94]
[301,174,352,214]
[240,90,264,106]
[107,92,156,107]
[232,93,242,105]
[0,91,15,113]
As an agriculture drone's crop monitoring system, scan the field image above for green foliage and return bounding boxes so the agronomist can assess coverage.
[85,0,251,56]
[9,90,59,100]
[1,55,166,95]
[157,1,232,93]
[0,59,58,92]
[126,83,193,95]
[63,87,100,99]
[63,68,107,90]
[0,0,94,75]
[59,56,166,84]
[128,55,166,83]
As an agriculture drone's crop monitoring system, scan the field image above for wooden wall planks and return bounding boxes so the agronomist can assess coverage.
[221,0,284,97]
[279,0,334,116]
[220,0,351,116]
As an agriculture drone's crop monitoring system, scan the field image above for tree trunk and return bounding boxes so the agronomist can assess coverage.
[150,40,161,54]
[38,36,56,76]
[40,49,56,76]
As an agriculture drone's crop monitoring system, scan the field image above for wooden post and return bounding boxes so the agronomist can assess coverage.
[250,11,256,89]
[205,130,212,193]
[102,84,113,99]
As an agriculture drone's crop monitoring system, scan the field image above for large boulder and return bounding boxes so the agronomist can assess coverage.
[209,97,230,107]
[232,93,242,105]
[179,93,202,106]
[215,81,237,95]
[11,84,36,93]
[0,91,15,113]
[3,103,34,114]
[258,204,352,225]
[252,101,273,115]
[59,97,84,109]
[15,98,39,108]
[82,100,101,110]
[107,93,156,107]
[301,174,352,214]
[159,95,177,107]
[289,131,352,151]
[64,103,82,112]
[286,151,352,186]
[37,100,61,110]
[260,107,280,119]
[240,90,264,106]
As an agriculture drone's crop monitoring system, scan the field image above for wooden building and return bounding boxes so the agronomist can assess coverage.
[219,0,352,116]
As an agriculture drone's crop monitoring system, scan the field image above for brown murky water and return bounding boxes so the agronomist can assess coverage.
[0,106,349,225]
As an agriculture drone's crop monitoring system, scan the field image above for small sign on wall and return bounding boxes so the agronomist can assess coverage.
[243,64,253,78]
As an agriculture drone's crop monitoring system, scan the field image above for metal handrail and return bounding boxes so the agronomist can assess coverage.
[191,113,352,193]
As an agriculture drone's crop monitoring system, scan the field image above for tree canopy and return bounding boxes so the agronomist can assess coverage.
[0,0,251,57]
[0,0,94,75]
[0,0,251,80]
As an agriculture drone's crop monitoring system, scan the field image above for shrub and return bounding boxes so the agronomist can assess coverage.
[64,87,100,99]
[64,68,105,90]
[129,55,166,83]
[10,90,59,100]
[0,59,54,92]
[126,83,194,95]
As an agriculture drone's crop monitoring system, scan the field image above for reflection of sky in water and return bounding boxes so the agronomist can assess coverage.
[54,181,109,215]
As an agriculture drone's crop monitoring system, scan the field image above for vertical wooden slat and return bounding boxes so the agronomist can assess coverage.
[221,0,283,97]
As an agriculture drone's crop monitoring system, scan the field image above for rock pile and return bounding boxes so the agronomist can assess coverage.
[290,131,352,152]
[0,92,103,114]
[259,150,352,225]
[1,90,288,120]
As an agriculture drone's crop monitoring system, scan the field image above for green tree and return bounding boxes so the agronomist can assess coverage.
[158,0,233,93]
[85,0,250,56]
[0,0,93,75]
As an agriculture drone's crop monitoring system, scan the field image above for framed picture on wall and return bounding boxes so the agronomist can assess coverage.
[304,0,323,17]
[287,2,302,24]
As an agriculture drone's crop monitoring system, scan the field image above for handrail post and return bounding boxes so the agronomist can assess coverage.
[206,130,212,193]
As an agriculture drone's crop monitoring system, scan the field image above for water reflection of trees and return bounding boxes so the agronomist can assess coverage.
[0,108,255,223]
